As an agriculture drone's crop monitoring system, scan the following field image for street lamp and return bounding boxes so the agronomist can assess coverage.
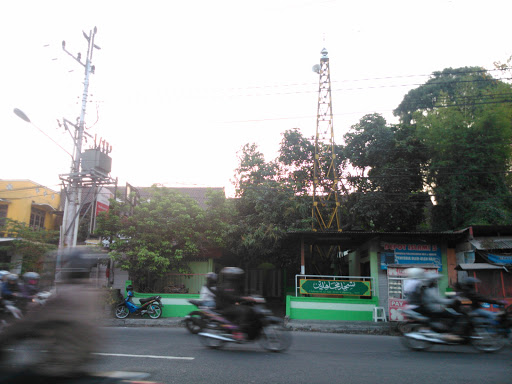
[13,108,80,248]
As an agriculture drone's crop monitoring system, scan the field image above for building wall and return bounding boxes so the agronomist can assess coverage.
[0,180,61,231]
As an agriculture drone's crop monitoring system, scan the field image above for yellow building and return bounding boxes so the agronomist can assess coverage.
[0,179,61,233]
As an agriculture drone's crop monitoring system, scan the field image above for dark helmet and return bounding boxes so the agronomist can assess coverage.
[23,272,40,285]
[126,285,134,291]
[458,277,481,291]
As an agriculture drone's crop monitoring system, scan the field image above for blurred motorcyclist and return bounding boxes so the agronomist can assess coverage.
[20,272,40,298]
[403,267,426,310]
[1,274,21,301]
[215,267,253,341]
[419,272,462,340]
[455,277,504,319]
[199,272,217,309]
[0,246,103,378]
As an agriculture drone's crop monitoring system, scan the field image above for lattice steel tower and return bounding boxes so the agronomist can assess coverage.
[312,48,341,232]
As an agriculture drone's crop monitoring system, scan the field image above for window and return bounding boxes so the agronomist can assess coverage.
[30,207,46,230]
[0,205,7,226]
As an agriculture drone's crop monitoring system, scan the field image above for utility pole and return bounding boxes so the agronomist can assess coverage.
[60,27,101,247]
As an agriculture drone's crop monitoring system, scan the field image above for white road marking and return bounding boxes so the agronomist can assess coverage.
[94,352,194,360]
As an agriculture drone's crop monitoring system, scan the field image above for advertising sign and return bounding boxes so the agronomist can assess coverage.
[95,186,113,216]
[388,298,407,321]
[299,279,371,296]
[381,243,442,270]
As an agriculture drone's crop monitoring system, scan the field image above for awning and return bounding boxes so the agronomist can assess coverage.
[455,263,507,271]
[31,202,57,211]
[0,237,20,243]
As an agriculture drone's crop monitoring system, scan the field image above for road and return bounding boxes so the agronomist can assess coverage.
[94,327,512,384]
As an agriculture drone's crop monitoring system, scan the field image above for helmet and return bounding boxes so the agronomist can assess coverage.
[6,273,18,283]
[424,272,441,287]
[458,277,480,291]
[0,270,9,281]
[206,272,217,283]
[126,285,134,291]
[220,267,244,281]
[23,272,40,285]
[405,267,426,279]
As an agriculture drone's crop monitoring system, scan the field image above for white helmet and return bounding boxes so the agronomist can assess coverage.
[406,267,426,279]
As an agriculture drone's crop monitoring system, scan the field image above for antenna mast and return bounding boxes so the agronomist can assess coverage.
[312,48,341,232]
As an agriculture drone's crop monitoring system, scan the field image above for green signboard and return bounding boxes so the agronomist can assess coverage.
[299,279,371,296]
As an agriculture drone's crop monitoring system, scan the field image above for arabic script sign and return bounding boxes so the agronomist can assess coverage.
[299,279,371,296]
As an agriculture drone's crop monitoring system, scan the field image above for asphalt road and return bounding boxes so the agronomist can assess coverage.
[93,327,512,384]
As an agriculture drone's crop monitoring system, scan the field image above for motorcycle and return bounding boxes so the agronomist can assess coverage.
[185,299,216,334]
[0,300,23,331]
[400,306,505,353]
[114,294,163,319]
[198,296,292,352]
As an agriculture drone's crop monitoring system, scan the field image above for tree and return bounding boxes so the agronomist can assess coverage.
[0,219,58,273]
[396,67,512,229]
[343,114,430,230]
[95,186,225,292]
[228,137,312,269]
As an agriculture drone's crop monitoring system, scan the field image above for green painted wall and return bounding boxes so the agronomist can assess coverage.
[286,295,379,321]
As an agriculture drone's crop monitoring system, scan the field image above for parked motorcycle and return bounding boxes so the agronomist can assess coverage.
[184,299,210,334]
[114,294,163,319]
[400,307,505,353]
[198,296,292,352]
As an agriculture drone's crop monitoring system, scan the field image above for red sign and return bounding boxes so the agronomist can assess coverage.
[96,201,109,216]
[388,298,408,321]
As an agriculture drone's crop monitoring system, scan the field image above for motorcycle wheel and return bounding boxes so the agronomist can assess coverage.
[400,323,432,351]
[114,304,130,319]
[185,311,205,334]
[259,324,292,352]
[397,321,415,335]
[148,304,162,319]
[471,326,505,353]
[199,322,226,349]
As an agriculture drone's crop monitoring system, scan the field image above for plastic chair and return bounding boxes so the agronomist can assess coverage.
[373,306,387,322]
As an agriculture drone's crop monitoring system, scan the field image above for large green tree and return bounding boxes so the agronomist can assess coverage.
[95,186,230,291]
[228,135,312,269]
[396,67,512,229]
[343,114,430,230]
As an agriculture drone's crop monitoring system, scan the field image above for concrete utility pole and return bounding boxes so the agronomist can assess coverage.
[60,27,101,247]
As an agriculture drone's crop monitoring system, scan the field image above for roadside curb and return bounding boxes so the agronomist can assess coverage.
[101,317,398,336]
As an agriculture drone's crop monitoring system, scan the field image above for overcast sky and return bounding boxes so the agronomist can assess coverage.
[1,0,511,196]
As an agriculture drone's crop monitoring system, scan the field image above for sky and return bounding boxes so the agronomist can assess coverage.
[1,0,511,197]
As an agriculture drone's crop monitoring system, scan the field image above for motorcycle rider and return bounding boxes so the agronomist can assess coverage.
[215,267,253,341]
[199,272,217,309]
[455,277,504,319]
[420,272,462,341]
[0,246,103,378]
[20,272,40,297]
[1,273,21,301]
[403,267,426,310]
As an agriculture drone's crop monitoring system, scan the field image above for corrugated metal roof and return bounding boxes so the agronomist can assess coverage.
[470,237,512,250]
[455,263,506,271]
